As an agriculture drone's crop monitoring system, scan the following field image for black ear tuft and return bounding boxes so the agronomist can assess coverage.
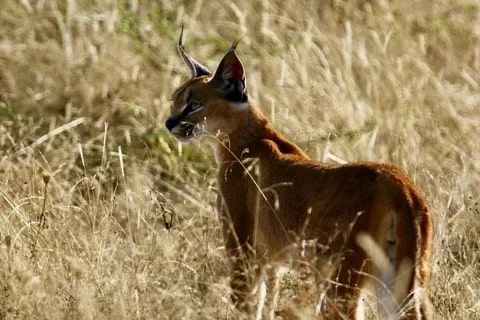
[177,26,211,77]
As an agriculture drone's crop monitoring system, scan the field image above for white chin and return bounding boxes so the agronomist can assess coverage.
[171,125,204,142]
[176,135,196,142]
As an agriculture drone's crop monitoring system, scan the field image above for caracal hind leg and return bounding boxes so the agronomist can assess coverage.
[318,250,369,319]
[364,193,417,319]
[419,294,433,320]
[320,281,364,319]
[394,207,423,320]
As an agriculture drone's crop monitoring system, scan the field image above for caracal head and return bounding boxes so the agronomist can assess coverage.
[165,28,249,142]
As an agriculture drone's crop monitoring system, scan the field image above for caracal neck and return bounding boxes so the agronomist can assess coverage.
[208,104,266,164]
[209,103,309,165]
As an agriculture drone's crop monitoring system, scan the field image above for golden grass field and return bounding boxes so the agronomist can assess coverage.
[0,0,479,319]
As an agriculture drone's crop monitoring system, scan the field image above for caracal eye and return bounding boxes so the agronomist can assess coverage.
[187,102,203,114]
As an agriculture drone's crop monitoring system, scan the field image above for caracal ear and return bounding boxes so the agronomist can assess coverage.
[212,46,248,109]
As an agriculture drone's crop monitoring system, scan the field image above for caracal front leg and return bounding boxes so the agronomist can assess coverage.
[218,194,258,313]
[254,264,283,320]
[266,267,282,320]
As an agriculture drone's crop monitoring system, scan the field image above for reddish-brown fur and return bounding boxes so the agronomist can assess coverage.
[166,44,433,319]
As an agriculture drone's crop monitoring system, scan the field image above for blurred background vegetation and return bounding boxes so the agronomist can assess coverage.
[0,0,479,319]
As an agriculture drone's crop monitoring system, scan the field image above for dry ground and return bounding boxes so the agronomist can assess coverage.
[0,0,479,319]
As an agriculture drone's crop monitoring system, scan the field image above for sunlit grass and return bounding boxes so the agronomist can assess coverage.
[0,0,479,319]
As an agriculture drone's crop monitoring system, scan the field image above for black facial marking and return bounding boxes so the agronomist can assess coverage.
[224,80,247,103]
[226,90,248,103]
[165,98,201,131]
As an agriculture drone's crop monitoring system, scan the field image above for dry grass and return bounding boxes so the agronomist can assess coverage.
[0,0,479,319]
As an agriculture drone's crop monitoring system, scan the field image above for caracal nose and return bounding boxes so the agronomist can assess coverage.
[165,116,178,131]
